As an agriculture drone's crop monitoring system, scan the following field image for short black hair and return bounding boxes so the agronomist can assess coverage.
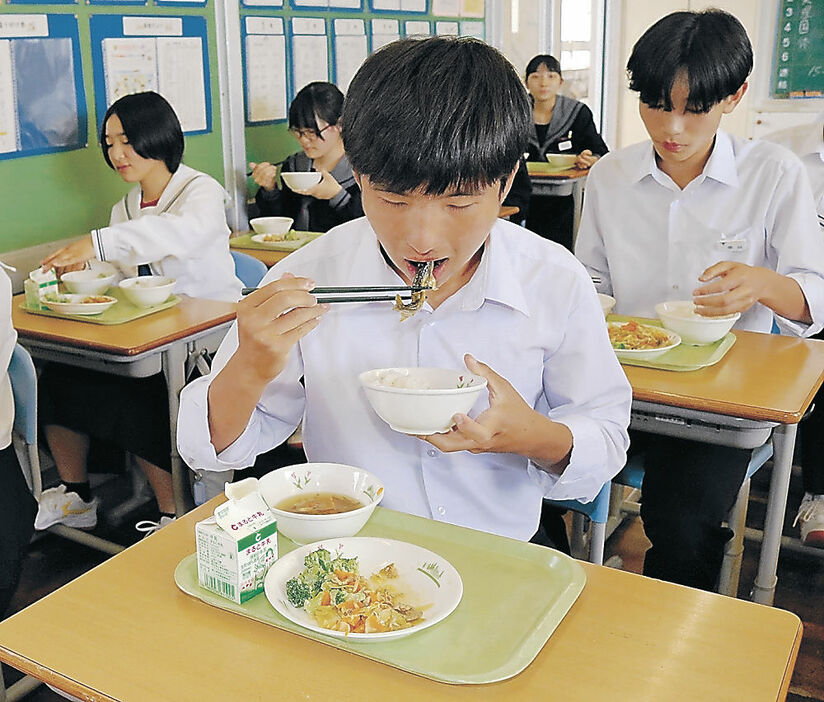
[342,37,531,195]
[289,81,344,137]
[525,54,562,79]
[100,91,184,173]
[627,9,752,113]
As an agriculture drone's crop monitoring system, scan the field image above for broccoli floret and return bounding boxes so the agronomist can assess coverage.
[335,589,347,605]
[286,577,312,607]
[332,556,358,574]
[303,548,333,572]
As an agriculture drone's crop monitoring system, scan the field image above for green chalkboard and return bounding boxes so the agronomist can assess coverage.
[0,4,224,256]
[772,0,824,99]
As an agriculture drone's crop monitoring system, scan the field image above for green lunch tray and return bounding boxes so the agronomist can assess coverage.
[608,315,736,371]
[21,289,181,325]
[175,507,586,685]
[230,231,322,252]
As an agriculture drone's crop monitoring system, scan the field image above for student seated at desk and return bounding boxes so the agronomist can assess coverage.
[34,91,242,535]
[178,37,632,546]
[524,54,608,250]
[0,265,37,617]
[249,82,363,232]
[767,116,824,546]
[575,10,824,589]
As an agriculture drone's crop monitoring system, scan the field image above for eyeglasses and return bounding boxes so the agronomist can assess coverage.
[288,124,334,141]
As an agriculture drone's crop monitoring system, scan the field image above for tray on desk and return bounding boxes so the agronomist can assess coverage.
[608,315,736,371]
[21,289,181,325]
[230,231,322,252]
[175,507,585,685]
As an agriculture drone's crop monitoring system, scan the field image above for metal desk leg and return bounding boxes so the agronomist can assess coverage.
[751,423,797,605]
[162,342,193,517]
[571,179,584,247]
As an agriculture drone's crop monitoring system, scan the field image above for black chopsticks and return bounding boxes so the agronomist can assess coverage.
[240,283,434,304]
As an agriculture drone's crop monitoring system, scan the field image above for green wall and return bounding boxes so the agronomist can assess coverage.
[0,3,224,254]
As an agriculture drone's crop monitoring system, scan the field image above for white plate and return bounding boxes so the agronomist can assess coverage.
[265,537,463,641]
[607,321,681,361]
[42,294,117,315]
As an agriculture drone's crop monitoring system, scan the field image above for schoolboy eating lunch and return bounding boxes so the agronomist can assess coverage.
[178,36,632,546]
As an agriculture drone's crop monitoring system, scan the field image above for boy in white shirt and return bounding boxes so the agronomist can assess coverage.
[178,37,632,544]
[576,10,824,588]
[767,116,824,546]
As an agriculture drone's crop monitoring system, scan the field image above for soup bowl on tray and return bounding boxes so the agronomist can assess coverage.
[258,462,384,544]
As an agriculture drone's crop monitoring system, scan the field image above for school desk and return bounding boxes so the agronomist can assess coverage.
[10,294,237,517]
[0,498,802,702]
[622,329,824,606]
[528,167,588,237]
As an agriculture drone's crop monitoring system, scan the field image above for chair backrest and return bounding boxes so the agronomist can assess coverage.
[8,344,36,444]
[231,250,268,288]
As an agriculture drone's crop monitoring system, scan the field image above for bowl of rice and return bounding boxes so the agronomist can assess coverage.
[655,301,740,345]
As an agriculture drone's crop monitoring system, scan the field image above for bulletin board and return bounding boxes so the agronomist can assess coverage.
[771,0,824,99]
[90,14,212,135]
[0,14,87,160]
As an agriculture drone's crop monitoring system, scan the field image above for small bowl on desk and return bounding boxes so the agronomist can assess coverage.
[249,216,294,237]
[597,293,616,318]
[118,276,175,308]
[258,462,384,545]
[545,154,578,171]
[359,367,488,435]
[655,301,740,345]
[280,172,322,191]
[607,321,681,361]
[61,269,116,296]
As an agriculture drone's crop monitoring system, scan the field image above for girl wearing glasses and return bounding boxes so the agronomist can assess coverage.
[250,82,363,232]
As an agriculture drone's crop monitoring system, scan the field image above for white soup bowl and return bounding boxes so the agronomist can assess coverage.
[249,216,294,236]
[655,300,739,345]
[119,276,175,308]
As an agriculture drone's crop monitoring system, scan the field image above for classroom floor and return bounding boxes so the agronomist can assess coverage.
[3,462,824,701]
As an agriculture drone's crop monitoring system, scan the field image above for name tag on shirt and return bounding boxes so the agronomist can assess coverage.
[716,238,748,252]
[557,140,572,152]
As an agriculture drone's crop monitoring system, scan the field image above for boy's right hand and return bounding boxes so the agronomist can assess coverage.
[234,274,329,383]
[249,161,279,191]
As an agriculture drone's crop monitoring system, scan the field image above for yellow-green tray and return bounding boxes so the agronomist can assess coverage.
[526,161,576,175]
[230,231,322,252]
[21,289,181,325]
[608,315,736,371]
[174,507,585,685]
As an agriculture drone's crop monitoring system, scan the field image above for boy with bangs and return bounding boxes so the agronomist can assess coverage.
[576,10,824,589]
[178,37,632,546]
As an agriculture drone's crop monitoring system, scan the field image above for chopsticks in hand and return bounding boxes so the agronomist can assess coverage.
[240,283,435,304]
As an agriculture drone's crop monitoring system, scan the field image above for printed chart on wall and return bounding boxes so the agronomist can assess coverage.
[243,16,288,123]
[772,0,824,98]
[90,15,212,134]
[0,14,86,160]
[290,17,329,97]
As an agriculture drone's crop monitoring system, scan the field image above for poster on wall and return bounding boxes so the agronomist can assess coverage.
[244,16,288,123]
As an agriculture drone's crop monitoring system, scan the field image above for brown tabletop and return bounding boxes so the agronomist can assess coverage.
[0,499,802,702]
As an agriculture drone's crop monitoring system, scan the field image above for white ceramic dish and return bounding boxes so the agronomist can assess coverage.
[607,321,681,361]
[597,293,616,318]
[264,536,463,641]
[359,367,488,435]
[258,463,384,545]
[544,154,578,170]
[655,301,740,346]
[42,294,117,315]
[61,268,116,296]
[280,172,322,191]
[118,276,175,308]
[249,216,294,236]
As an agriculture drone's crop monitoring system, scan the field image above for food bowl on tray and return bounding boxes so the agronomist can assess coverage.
[118,276,175,308]
[597,293,616,318]
[545,153,578,170]
[655,301,740,346]
[607,320,681,361]
[249,216,294,237]
[280,172,322,191]
[61,269,116,296]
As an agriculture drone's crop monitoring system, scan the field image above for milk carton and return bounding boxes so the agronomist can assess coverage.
[196,477,278,604]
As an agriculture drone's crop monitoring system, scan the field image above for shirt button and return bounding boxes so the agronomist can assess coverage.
[437,506,446,515]
[427,449,437,457]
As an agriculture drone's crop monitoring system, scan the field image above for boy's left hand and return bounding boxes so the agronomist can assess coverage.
[293,170,342,201]
[41,235,95,277]
[693,261,775,316]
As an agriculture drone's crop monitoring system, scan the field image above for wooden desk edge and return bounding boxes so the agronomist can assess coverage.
[779,618,803,702]
[631,389,808,424]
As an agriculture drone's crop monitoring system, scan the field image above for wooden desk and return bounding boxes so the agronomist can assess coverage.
[229,243,290,268]
[0,500,802,702]
[498,205,519,219]
[623,330,824,605]
[12,296,237,516]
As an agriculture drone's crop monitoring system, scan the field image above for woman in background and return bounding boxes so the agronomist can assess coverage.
[250,82,363,232]
[34,91,241,536]
[524,54,608,250]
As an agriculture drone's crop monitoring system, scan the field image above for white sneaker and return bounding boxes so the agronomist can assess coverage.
[33,485,98,530]
[793,493,824,548]
[135,515,176,538]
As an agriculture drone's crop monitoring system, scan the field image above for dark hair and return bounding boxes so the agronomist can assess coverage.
[289,82,344,137]
[525,54,562,79]
[100,91,184,173]
[627,9,752,113]
[342,37,531,195]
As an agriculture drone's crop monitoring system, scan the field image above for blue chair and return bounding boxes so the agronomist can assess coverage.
[544,481,611,564]
[231,250,268,288]
[615,440,773,596]
[8,343,41,499]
